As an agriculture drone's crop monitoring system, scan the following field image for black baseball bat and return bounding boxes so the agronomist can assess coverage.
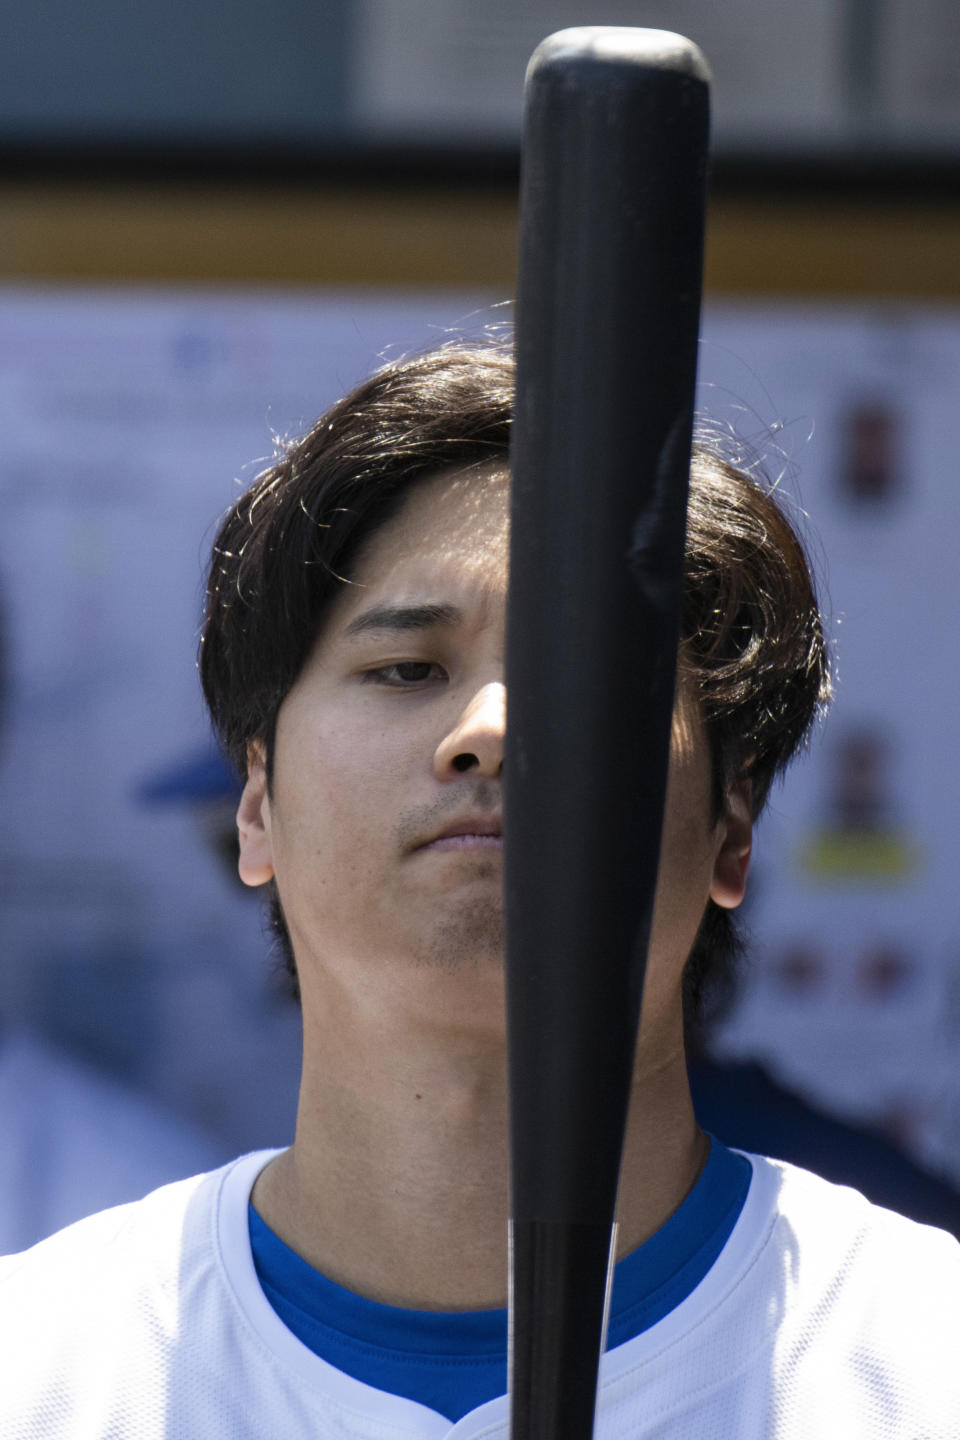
[504,28,711,1440]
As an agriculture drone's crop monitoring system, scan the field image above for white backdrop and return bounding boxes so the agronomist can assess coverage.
[0,285,957,1175]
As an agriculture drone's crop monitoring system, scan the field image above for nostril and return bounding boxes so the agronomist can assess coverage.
[452,753,477,773]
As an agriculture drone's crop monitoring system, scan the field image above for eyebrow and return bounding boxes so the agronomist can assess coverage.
[344,602,463,637]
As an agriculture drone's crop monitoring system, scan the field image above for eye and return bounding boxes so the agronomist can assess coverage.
[366,661,446,687]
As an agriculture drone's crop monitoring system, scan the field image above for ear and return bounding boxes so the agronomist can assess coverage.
[709,778,753,910]
[237,740,275,887]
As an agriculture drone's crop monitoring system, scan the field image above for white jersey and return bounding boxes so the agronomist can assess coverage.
[1,1148,958,1439]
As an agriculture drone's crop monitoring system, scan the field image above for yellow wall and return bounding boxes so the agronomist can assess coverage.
[1,180,958,297]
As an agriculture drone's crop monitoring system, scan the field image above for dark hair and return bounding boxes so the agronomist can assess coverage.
[201,345,513,783]
[200,341,830,1023]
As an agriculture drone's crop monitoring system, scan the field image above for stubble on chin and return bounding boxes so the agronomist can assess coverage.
[420,884,505,971]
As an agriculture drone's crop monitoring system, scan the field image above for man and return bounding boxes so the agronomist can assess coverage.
[1,343,958,1438]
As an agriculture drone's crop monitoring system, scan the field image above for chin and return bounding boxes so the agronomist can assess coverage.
[416,901,505,973]
[370,882,498,969]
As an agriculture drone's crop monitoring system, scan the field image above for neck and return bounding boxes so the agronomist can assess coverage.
[252,992,701,1311]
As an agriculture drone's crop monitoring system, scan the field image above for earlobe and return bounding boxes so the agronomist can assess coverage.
[709,779,753,911]
[236,741,275,888]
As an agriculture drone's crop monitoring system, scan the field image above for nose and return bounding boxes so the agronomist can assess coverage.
[433,682,505,780]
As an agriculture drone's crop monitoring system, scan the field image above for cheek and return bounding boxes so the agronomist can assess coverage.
[647,757,718,970]
[272,707,408,876]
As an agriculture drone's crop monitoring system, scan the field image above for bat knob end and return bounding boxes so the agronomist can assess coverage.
[527,26,712,87]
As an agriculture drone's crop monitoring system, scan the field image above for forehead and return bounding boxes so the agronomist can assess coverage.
[336,464,510,619]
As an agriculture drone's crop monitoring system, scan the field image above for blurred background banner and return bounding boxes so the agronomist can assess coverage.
[0,0,959,1236]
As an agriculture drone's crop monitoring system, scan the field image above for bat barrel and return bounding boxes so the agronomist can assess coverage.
[505,28,710,1440]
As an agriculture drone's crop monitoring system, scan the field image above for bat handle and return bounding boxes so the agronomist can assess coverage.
[509,1222,618,1440]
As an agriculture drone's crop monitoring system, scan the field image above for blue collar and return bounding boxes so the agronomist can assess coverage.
[249,1134,750,1421]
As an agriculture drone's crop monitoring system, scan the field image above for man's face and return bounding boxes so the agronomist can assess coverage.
[237,465,749,1038]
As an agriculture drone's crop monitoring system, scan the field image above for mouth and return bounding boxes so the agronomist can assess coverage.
[418,816,504,852]
[424,832,503,853]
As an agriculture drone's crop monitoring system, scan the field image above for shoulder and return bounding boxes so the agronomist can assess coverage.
[604,1153,960,1436]
[0,1153,278,1440]
[754,1149,960,1273]
[747,1154,960,1418]
[0,1159,222,1313]
[0,1147,278,1290]
[691,1149,960,1343]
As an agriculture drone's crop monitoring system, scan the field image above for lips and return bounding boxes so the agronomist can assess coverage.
[420,816,503,851]
[427,833,503,852]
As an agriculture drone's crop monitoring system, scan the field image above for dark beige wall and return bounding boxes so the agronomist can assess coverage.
[1,180,958,297]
